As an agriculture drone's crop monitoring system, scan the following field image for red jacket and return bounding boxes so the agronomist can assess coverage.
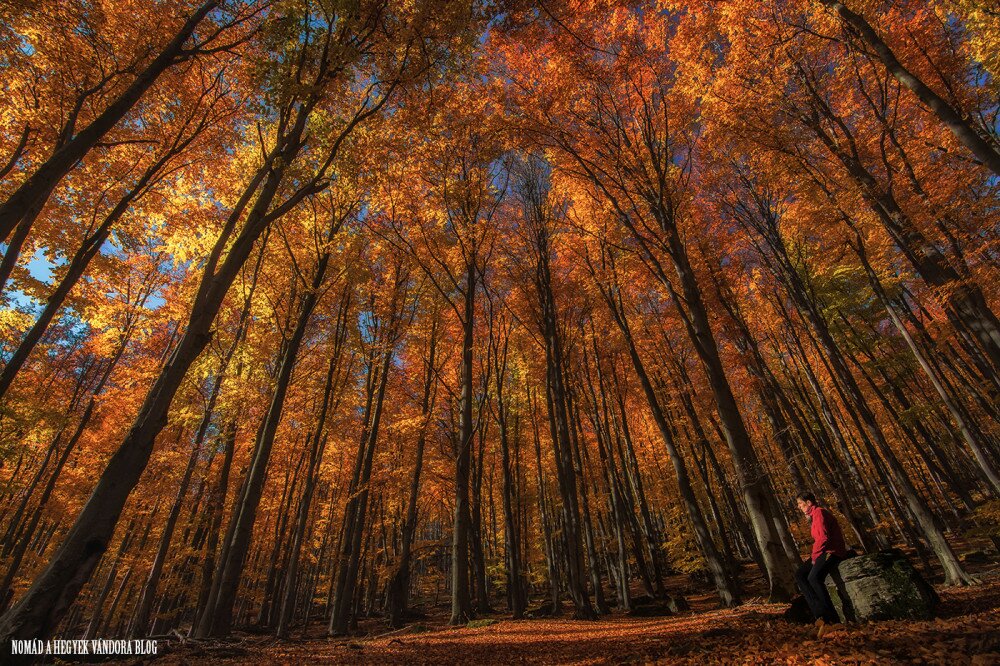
[807,504,848,562]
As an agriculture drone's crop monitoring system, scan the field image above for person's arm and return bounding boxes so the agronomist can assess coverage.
[813,509,831,557]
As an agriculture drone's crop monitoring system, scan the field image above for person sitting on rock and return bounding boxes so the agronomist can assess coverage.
[795,491,849,638]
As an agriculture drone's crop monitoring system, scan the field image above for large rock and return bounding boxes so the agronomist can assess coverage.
[825,549,939,622]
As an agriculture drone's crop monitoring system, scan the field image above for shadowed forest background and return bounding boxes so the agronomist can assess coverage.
[0,0,999,661]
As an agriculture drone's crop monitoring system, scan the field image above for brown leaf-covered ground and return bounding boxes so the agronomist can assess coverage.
[148,567,1000,665]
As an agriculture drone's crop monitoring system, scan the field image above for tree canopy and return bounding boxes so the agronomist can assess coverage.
[0,0,998,653]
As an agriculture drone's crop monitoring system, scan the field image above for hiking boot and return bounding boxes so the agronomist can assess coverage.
[818,622,843,639]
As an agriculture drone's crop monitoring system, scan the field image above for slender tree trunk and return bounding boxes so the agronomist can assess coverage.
[593,276,739,606]
[130,432,202,638]
[568,396,610,614]
[659,223,796,600]
[202,253,334,637]
[257,451,305,628]
[530,388,562,615]
[387,328,436,626]
[852,235,1000,495]
[450,262,477,625]
[277,299,350,638]
[469,427,492,614]
[490,333,526,618]
[329,320,396,635]
[82,519,138,641]
[536,242,595,619]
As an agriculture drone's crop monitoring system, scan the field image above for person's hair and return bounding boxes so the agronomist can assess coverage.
[796,491,817,504]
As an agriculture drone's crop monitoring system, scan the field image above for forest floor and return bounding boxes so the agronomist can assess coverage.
[146,558,1000,665]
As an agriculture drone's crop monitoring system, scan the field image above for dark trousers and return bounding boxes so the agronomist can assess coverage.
[795,553,841,624]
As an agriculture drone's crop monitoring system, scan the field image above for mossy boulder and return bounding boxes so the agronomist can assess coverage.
[825,549,939,622]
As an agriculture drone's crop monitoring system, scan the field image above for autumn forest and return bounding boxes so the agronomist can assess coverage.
[1,0,999,662]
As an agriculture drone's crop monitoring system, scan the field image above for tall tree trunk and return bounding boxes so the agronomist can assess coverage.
[535,225,595,620]
[82,518,139,640]
[590,270,739,606]
[530,388,562,615]
[129,432,202,638]
[639,216,797,600]
[276,298,350,638]
[488,326,526,618]
[450,261,477,625]
[189,420,237,636]
[568,394,610,614]
[202,246,335,637]
[852,233,1000,495]
[387,327,437,627]
[469,426,492,614]
[329,303,397,636]
[130,250,262,638]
